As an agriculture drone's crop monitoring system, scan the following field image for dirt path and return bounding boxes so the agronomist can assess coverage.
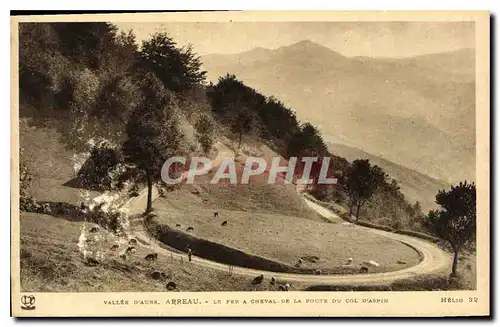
[126,187,452,286]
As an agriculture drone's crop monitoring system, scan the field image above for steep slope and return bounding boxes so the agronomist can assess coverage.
[201,41,476,184]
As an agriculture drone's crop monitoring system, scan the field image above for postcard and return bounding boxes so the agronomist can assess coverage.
[11,10,490,317]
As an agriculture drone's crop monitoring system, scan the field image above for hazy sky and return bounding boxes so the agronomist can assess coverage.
[114,21,474,58]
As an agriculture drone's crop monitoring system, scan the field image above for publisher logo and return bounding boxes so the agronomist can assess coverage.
[21,295,36,310]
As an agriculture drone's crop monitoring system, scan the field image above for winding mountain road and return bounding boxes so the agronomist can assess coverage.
[125,185,452,286]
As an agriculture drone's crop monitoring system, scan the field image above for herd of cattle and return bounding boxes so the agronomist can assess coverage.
[85,208,380,291]
[174,211,228,234]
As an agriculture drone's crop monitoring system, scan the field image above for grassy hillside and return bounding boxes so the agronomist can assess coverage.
[185,147,321,220]
[17,22,478,294]
[17,119,321,291]
[17,119,422,290]
[19,118,95,204]
[18,121,307,292]
[327,142,449,212]
[151,190,421,274]
[20,212,281,292]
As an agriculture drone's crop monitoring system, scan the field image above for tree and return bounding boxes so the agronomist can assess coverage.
[96,75,140,125]
[51,22,119,70]
[260,96,299,140]
[19,23,71,112]
[287,123,327,158]
[407,201,425,230]
[194,113,216,155]
[344,159,386,220]
[138,32,206,93]
[231,111,253,149]
[425,181,476,277]
[122,72,184,213]
[76,141,124,191]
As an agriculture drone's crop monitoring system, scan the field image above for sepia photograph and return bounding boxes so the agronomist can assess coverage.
[10,11,490,317]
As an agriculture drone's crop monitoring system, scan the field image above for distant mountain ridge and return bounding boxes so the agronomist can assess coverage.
[201,40,476,184]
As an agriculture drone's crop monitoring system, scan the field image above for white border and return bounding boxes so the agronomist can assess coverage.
[4,1,497,326]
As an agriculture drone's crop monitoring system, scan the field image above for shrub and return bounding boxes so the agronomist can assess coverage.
[19,148,31,189]
[19,146,36,211]
[20,195,41,212]
[129,183,140,197]
[76,141,125,191]
[87,203,125,234]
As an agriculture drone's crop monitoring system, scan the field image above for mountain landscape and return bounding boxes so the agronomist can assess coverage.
[16,22,478,298]
[202,40,476,185]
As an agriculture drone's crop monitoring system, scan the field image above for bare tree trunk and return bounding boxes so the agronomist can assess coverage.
[146,170,153,213]
[451,249,460,277]
[355,202,362,221]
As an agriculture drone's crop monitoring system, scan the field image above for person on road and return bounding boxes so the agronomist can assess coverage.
[187,247,193,262]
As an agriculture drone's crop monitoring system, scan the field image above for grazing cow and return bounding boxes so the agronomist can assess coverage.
[252,274,264,285]
[175,224,181,228]
[89,226,99,233]
[128,238,137,245]
[214,211,219,218]
[126,246,136,254]
[145,253,158,261]
[166,281,177,290]
[278,283,291,291]
[186,227,194,232]
[221,221,228,226]
[110,244,119,251]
